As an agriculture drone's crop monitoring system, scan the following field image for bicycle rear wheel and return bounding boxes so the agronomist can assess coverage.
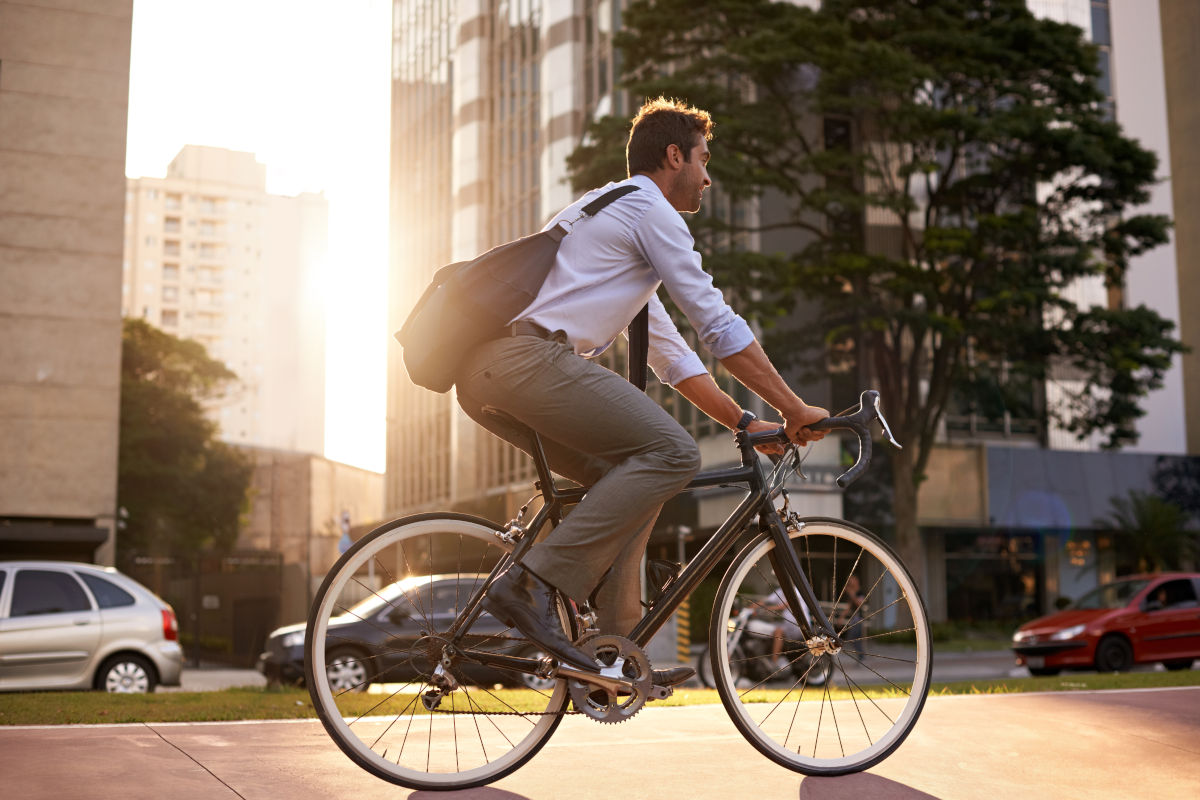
[305,513,571,790]
[709,517,931,776]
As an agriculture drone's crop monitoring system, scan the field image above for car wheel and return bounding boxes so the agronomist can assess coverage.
[326,648,371,693]
[1162,659,1194,671]
[1028,667,1061,677]
[1094,636,1133,673]
[98,654,158,694]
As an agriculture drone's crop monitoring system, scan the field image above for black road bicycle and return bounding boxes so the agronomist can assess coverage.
[304,390,931,790]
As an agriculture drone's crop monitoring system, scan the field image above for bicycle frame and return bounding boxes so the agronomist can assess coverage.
[445,427,839,678]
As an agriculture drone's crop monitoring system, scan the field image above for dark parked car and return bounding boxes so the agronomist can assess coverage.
[0,561,183,693]
[258,573,555,692]
[1012,572,1200,676]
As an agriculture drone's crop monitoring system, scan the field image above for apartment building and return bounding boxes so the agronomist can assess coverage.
[0,0,133,564]
[123,146,328,456]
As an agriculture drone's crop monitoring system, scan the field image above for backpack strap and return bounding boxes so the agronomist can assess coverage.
[580,184,640,216]
[628,303,649,391]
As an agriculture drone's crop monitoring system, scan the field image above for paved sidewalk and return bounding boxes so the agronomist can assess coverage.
[161,668,267,693]
[3,687,1197,799]
[164,646,1019,696]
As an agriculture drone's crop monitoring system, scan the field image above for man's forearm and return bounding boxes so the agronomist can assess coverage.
[673,340,827,445]
[674,373,743,429]
[717,340,807,417]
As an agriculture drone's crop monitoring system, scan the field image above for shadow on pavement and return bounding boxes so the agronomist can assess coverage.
[410,788,533,800]
[800,772,941,799]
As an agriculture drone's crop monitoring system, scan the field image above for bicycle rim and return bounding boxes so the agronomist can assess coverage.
[710,518,931,775]
[305,513,570,790]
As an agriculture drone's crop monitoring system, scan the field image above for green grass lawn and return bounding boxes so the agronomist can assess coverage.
[2,669,1197,726]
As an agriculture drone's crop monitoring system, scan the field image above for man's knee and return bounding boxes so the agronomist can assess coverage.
[658,433,701,480]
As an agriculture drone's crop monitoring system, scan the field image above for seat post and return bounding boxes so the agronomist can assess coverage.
[526,428,560,501]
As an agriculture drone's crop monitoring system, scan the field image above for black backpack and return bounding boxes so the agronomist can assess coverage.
[395,185,647,393]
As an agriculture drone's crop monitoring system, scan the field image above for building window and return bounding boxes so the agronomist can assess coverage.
[161,310,179,327]
[1090,1,1111,45]
[162,286,179,304]
[1096,49,1112,98]
[162,263,180,282]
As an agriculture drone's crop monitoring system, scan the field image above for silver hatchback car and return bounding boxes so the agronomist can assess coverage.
[0,561,183,693]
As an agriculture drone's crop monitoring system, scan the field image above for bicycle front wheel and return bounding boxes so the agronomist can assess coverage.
[305,513,571,790]
[709,517,931,776]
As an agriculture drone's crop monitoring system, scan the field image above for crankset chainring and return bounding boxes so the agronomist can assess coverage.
[567,634,653,725]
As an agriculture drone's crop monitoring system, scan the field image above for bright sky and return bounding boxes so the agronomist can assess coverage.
[125,0,393,473]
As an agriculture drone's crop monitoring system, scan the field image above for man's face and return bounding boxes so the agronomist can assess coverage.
[668,137,711,213]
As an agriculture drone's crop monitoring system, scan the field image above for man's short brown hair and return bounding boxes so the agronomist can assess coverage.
[626,97,714,176]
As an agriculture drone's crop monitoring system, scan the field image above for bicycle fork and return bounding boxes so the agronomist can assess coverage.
[761,511,844,650]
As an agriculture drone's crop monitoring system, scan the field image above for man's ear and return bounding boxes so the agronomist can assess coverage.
[664,143,683,169]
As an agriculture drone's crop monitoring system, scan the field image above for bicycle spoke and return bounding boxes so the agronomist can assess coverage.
[307,516,570,789]
[840,648,915,694]
[710,520,930,775]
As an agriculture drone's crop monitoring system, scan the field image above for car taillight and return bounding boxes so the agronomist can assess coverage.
[162,608,179,642]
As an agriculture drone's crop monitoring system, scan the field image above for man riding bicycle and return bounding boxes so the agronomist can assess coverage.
[459,97,829,686]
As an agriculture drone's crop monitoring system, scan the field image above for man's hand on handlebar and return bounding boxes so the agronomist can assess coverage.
[745,418,788,455]
[784,403,830,446]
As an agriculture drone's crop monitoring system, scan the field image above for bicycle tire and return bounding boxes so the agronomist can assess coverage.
[709,517,931,776]
[305,513,571,790]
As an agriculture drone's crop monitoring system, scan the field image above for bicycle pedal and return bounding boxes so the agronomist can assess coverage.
[648,685,672,701]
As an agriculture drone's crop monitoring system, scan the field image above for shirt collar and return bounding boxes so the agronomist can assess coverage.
[629,173,665,198]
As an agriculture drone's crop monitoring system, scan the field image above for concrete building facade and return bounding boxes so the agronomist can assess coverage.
[236,447,384,626]
[1159,0,1200,455]
[123,146,328,456]
[0,0,133,564]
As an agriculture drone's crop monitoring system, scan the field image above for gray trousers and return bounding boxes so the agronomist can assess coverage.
[456,334,701,635]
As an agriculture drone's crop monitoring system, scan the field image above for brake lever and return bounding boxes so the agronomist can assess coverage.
[871,393,903,450]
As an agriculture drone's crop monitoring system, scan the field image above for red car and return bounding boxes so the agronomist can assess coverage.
[1012,573,1200,676]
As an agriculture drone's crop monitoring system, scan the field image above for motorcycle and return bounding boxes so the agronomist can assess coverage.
[700,598,836,689]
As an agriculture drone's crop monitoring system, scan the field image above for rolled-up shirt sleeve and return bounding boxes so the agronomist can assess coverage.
[632,201,755,359]
[645,295,707,386]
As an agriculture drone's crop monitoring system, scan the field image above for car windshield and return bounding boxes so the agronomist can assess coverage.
[338,580,415,621]
[1072,579,1150,610]
[335,575,485,621]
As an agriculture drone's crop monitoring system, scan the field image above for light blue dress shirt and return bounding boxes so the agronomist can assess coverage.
[518,174,756,386]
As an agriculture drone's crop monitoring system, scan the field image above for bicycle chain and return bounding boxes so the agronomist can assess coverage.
[426,631,584,716]
[430,635,650,722]
[432,705,582,716]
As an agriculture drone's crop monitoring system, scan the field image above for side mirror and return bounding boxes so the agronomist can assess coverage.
[386,605,412,625]
[1054,597,1071,610]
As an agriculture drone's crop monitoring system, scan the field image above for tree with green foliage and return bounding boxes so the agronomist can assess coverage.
[1104,491,1195,573]
[567,0,1184,588]
[117,318,252,567]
